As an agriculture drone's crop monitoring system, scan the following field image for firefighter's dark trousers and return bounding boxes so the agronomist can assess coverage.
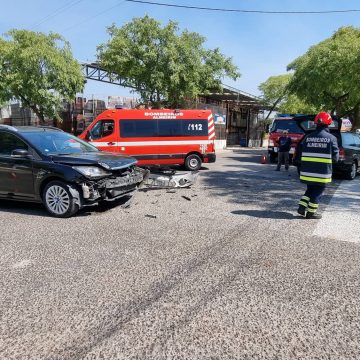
[298,184,325,214]
[277,151,289,170]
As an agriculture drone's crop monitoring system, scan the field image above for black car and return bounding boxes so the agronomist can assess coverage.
[293,116,360,180]
[333,131,360,180]
[0,125,148,217]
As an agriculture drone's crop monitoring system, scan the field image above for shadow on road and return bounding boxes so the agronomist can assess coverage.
[202,149,346,213]
[0,195,132,218]
[232,209,303,220]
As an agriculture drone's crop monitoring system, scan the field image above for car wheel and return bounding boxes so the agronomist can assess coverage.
[344,161,358,180]
[43,181,80,217]
[184,154,202,171]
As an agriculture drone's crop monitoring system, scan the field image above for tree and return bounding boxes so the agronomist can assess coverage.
[259,74,316,119]
[97,15,240,108]
[0,29,84,124]
[287,26,360,127]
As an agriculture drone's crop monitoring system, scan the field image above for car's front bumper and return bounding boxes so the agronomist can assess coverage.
[80,167,149,203]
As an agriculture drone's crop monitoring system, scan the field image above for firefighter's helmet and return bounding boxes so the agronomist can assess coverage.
[314,112,332,126]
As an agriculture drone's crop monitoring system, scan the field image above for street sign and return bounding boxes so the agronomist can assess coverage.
[214,113,226,125]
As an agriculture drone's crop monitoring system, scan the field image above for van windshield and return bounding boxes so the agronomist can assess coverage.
[270,120,304,134]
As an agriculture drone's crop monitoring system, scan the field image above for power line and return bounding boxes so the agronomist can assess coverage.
[62,1,127,33]
[29,0,83,29]
[125,0,360,14]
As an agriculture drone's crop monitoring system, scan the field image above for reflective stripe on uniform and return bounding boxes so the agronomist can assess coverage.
[301,152,332,159]
[298,195,310,207]
[308,202,319,209]
[300,172,332,179]
[299,175,332,183]
[298,201,308,207]
[301,157,332,164]
[307,202,319,213]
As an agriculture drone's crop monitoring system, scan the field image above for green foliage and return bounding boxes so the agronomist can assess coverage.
[0,29,84,123]
[259,74,291,107]
[259,74,315,118]
[279,94,317,114]
[287,26,360,124]
[97,15,240,108]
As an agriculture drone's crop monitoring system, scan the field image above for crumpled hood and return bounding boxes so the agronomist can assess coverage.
[51,152,137,170]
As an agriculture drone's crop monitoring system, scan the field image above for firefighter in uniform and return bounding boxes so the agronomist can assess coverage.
[297,112,339,219]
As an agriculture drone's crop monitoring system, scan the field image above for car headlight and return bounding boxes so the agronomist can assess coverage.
[73,166,111,178]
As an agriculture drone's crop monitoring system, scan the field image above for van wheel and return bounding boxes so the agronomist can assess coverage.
[184,154,202,171]
[344,161,358,180]
[43,181,80,218]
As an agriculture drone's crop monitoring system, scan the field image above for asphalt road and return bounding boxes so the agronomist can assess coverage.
[1,149,360,359]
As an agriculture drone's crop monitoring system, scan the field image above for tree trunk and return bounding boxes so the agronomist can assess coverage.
[265,97,282,120]
[30,105,45,125]
[352,104,360,129]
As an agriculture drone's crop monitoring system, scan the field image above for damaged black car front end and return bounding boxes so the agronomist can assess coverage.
[50,153,149,205]
[0,126,148,217]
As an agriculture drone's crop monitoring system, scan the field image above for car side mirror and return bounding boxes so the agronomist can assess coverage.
[11,149,30,158]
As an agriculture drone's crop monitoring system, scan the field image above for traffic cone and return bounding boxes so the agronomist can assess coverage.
[260,153,267,164]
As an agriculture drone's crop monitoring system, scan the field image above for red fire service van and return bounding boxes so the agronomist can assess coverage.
[79,109,216,171]
[267,114,305,163]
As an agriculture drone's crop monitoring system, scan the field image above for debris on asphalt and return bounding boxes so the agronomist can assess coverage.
[181,195,191,201]
[145,214,157,219]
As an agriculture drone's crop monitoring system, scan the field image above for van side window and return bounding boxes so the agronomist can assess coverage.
[120,119,208,138]
[121,120,158,137]
[90,120,114,140]
[0,132,28,155]
[182,120,208,136]
[158,120,182,136]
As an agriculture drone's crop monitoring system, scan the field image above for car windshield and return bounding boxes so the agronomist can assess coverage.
[270,120,304,134]
[21,130,99,155]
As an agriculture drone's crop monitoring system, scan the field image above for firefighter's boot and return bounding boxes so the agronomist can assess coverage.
[306,212,322,219]
[305,202,320,219]
[297,205,307,216]
[297,195,309,216]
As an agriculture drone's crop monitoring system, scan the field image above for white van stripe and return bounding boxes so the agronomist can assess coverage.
[208,120,214,127]
[209,133,215,139]
[92,140,212,147]
[208,125,215,133]
[208,114,213,120]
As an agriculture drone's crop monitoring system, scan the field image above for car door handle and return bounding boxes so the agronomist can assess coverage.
[107,142,115,146]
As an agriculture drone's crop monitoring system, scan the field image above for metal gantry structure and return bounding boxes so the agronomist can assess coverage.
[81,63,137,89]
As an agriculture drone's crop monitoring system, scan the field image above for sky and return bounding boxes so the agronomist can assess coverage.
[1,0,360,102]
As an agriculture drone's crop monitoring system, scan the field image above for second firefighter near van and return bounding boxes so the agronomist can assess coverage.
[296,112,339,219]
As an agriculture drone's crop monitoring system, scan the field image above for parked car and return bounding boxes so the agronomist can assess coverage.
[0,125,148,217]
[334,131,360,179]
[293,116,360,180]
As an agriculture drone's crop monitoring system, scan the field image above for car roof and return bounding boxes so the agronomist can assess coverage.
[0,125,63,133]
